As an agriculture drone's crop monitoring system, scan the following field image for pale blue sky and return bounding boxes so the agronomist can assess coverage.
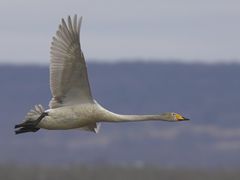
[0,0,240,64]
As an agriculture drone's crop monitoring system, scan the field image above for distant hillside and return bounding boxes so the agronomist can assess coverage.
[1,165,240,180]
[1,62,240,168]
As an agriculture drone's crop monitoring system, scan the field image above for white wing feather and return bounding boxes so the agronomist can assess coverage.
[49,15,93,108]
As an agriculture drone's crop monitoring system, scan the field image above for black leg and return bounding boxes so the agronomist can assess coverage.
[15,123,25,129]
[15,127,40,134]
[34,112,48,125]
[14,112,48,135]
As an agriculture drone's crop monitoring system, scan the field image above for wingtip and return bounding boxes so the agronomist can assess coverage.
[79,16,83,24]
[94,123,101,133]
[67,15,72,24]
[61,18,66,25]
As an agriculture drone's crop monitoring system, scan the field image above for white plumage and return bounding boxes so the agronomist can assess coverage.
[14,15,189,135]
[50,16,93,108]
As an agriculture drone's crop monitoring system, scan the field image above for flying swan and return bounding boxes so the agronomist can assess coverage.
[15,15,189,134]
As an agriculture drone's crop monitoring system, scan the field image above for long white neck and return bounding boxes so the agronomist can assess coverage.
[96,105,169,122]
[111,114,169,122]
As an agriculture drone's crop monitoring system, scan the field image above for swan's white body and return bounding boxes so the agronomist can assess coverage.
[17,15,188,134]
[40,103,101,130]
[38,101,176,131]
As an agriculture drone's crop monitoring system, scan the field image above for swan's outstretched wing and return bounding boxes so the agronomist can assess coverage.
[49,15,93,108]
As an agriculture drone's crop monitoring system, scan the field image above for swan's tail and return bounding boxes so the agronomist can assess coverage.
[24,104,45,122]
[15,104,45,134]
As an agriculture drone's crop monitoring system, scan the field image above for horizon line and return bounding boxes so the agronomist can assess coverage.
[0,58,240,66]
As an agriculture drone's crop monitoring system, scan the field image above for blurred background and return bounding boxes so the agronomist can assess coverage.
[1,0,240,179]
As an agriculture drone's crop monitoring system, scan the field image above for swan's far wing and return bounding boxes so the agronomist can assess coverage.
[77,123,101,133]
[49,15,93,108]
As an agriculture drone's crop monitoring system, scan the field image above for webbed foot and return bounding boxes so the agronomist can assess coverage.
[14,112,48,135]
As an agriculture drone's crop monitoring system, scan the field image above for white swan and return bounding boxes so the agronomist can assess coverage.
[15,15,189,134]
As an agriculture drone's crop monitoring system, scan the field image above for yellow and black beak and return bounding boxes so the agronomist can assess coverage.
[176,114,190,121]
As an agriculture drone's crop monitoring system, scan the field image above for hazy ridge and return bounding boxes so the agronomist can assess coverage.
[1,62,240,168]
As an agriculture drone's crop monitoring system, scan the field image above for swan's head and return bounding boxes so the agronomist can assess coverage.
[162,112,190,122]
